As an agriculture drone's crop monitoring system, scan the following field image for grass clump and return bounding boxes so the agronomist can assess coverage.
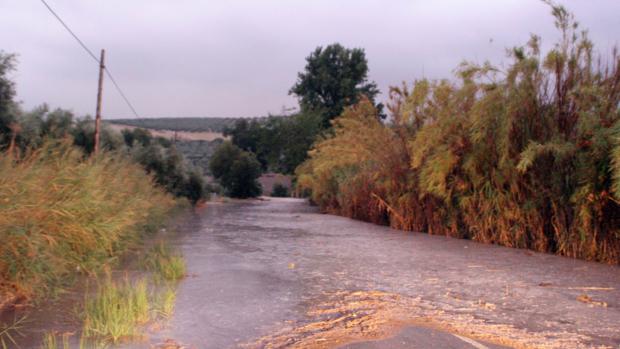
[40,332,71,349]
[141,242,187,282]
[154,287,177,319]
[0,141,175,300]
[82,277,150,344]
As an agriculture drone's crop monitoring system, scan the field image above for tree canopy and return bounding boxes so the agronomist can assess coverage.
[290,43,383,128]
[224,112,322,174]
[209,141,262,198]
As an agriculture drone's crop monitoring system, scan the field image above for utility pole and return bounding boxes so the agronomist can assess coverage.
[94,49,105,155]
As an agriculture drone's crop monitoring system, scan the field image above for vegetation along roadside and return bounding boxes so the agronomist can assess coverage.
[0,49,192,347]
[297,4,620,264]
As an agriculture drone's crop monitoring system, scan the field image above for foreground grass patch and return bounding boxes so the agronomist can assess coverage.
[141,242,187,282]
[82,277,150,344]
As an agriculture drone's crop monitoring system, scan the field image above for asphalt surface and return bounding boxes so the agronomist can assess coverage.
[341,327,505,349]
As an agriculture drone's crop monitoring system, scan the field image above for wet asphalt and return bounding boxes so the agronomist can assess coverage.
[148,198,620,349]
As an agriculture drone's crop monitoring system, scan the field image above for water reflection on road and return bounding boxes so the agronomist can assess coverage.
[8,198,620,348]
[149,198,620,349]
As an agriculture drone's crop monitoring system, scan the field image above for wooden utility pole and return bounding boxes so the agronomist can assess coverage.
[94,49,105,155]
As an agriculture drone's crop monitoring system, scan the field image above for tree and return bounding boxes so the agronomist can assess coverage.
[290,43,383,128]
[0,52,17,147]
[209,141,262,198]
[225,112,322,174]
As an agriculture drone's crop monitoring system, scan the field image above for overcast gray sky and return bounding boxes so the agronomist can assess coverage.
[1,1,618,119]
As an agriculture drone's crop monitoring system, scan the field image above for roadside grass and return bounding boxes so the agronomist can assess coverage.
[82,277,150,344]
[41,331,70,349]
[76,240,186,346]
[154,287,177,319]
[0,141,175,301]
[140,242,187,282]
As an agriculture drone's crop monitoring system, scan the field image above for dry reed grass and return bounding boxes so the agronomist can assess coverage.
[0,140,175,301]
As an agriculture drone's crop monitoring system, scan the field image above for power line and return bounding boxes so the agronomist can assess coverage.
[39,0,141,119]
[39,0,99,63]
[104,69,140,118]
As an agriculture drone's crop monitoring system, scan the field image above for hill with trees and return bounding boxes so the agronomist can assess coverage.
[108,117,238,132]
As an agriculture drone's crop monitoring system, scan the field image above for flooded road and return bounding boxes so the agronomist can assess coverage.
[148,198,619,349]
[8,198,620,348]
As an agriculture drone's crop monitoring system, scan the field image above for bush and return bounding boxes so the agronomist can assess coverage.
[209,141,262,198]
[271,183,290,197]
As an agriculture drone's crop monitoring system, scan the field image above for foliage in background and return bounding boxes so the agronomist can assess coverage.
[109,117,238,133]
[175,138,224,176]
[209,141,262,198]
[224,112,322,174]
[290,43,384,128]
[0,52,20,150]
[271,183,290,198]
[297,5,620,263]
[0,142,175,300]
[0,56,206,204]
[223,43,383,178]
[125,128,206,204]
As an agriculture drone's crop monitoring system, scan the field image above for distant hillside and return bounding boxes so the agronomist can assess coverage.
[107,123,227,142]
[108,117,239,133]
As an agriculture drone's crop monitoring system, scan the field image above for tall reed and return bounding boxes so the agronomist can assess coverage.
[0,140,175,300]
[297,4,620,263]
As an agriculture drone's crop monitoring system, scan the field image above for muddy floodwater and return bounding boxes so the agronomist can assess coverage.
[9,198,620,348]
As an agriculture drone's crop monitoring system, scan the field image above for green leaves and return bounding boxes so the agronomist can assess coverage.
[290,43,382,128]
[209,141,262,198]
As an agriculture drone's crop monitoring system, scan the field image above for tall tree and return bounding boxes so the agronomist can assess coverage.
[290,43,383,128]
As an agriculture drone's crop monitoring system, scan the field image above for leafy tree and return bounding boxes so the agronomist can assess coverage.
[209,141,262,198]
[72,117,123,154]
[122,127,151,147]
[0,52,17,147]
[184,170,207,203]
[225,112,322,174]
[290,43,383,128]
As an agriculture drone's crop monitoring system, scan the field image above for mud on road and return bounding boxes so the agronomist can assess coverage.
[150,198,619,349]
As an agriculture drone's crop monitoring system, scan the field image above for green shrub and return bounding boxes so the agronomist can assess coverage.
[82,277,150,344]
[209,141,262,198]
[271,183,290,197]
